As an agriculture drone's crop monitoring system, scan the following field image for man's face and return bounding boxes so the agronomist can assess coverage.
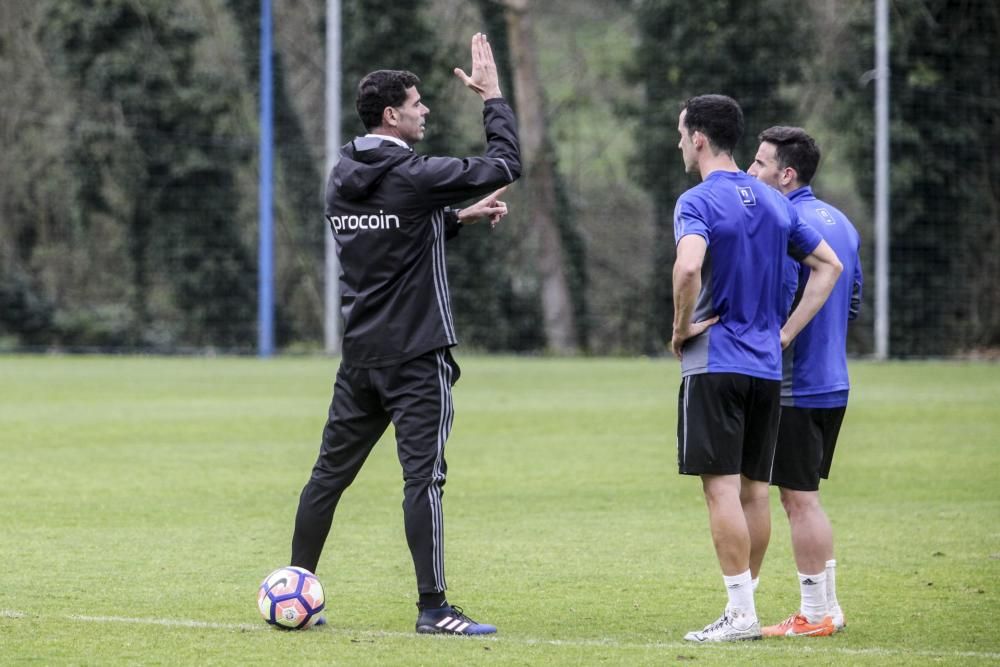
[677,109,698,174]
[748,141,784,189]
[392,86,429,144]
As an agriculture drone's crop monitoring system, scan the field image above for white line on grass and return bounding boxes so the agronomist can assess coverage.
[70,614,262,632]
[4,610,999,661]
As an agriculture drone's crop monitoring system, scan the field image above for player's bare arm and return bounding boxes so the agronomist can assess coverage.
[781,239,843,348]
[671,235,718,358]
[453,32,503,100]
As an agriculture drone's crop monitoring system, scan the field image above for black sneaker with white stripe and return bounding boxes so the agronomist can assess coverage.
[415,604,497,635]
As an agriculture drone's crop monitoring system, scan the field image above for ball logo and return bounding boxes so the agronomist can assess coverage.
[328,210,401,234]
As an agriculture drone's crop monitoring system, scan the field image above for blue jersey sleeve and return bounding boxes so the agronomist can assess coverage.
[673,193,710,245]
[786,201,822,257]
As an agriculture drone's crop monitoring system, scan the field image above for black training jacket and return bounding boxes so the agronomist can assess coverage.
[326,98,521,368]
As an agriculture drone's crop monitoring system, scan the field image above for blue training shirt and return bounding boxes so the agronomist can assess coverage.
[674,171,823,381]
[782,186,863,408]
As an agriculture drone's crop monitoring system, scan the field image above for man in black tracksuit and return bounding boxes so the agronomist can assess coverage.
[290,33,520,635]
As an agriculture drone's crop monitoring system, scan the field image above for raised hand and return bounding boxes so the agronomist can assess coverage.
[453,32,502,100]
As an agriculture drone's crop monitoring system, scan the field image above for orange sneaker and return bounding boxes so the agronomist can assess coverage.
[762,612,836,637]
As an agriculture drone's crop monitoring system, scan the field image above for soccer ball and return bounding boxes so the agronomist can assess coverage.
[257,566,326,629]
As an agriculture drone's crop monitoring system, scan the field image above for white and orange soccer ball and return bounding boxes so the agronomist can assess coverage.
[257,566,326,629]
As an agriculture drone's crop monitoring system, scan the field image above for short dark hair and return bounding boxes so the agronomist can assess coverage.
[356,69,421,131]
[757,126,821,185]
[681,94,744,154]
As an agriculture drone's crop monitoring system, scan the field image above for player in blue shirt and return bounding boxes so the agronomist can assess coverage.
[672,95,843,643]
[748,126,862,638]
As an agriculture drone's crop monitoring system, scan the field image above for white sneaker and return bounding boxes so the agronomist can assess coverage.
[829,604,846,631]
[684,611,762,642]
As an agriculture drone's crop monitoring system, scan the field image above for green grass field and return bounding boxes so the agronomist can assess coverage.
[1,355,998,665]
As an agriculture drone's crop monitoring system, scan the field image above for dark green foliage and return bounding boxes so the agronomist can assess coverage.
[627,0,806,351]
[40,0,256,349]
[0,265,55,347]
[225,0,325,347]
[8,0,992,356]
[446,229,547,353]
[552,149,592,350]
[830,0,1000,355]
[472,0,590,352]
[475,0,516,111]
[6,0,567,353]
[339,0,453,155]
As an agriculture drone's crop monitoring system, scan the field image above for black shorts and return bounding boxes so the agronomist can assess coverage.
[677,373,780,480]
[771,405,847,491]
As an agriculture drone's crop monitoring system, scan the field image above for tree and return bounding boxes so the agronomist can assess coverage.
[40,0,256,349]
[498,0,586,353]
[829,0,1000,356]
[0,0,63,346]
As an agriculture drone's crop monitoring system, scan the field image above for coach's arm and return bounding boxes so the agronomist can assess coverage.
[443,186,510,238]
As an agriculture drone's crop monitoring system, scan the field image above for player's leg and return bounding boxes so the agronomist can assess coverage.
[826,557,844,630]
[705,473,761,628]
[678,373,761,642]
[702,474,752,577]
[740,377,780,589]
[740,475,770,583]
[779,487,833,628]
[781,488,832,580]
[818,407,846,629]
[762,405,844,636]
[291,363,389,574]
[381,348,495,635]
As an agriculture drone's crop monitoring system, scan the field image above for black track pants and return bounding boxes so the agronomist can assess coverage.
[291,348,459,594]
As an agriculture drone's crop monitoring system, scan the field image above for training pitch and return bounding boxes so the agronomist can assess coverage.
[1,355,998,665]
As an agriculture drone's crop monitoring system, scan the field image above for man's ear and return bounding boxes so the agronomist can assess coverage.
[383,106,398,127]
[782,167,799,188]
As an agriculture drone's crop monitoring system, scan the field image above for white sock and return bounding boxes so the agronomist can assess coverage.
[723,570,756,624]
[799,571,828,623]
[752,577,760,592]
[825,559,840,610]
